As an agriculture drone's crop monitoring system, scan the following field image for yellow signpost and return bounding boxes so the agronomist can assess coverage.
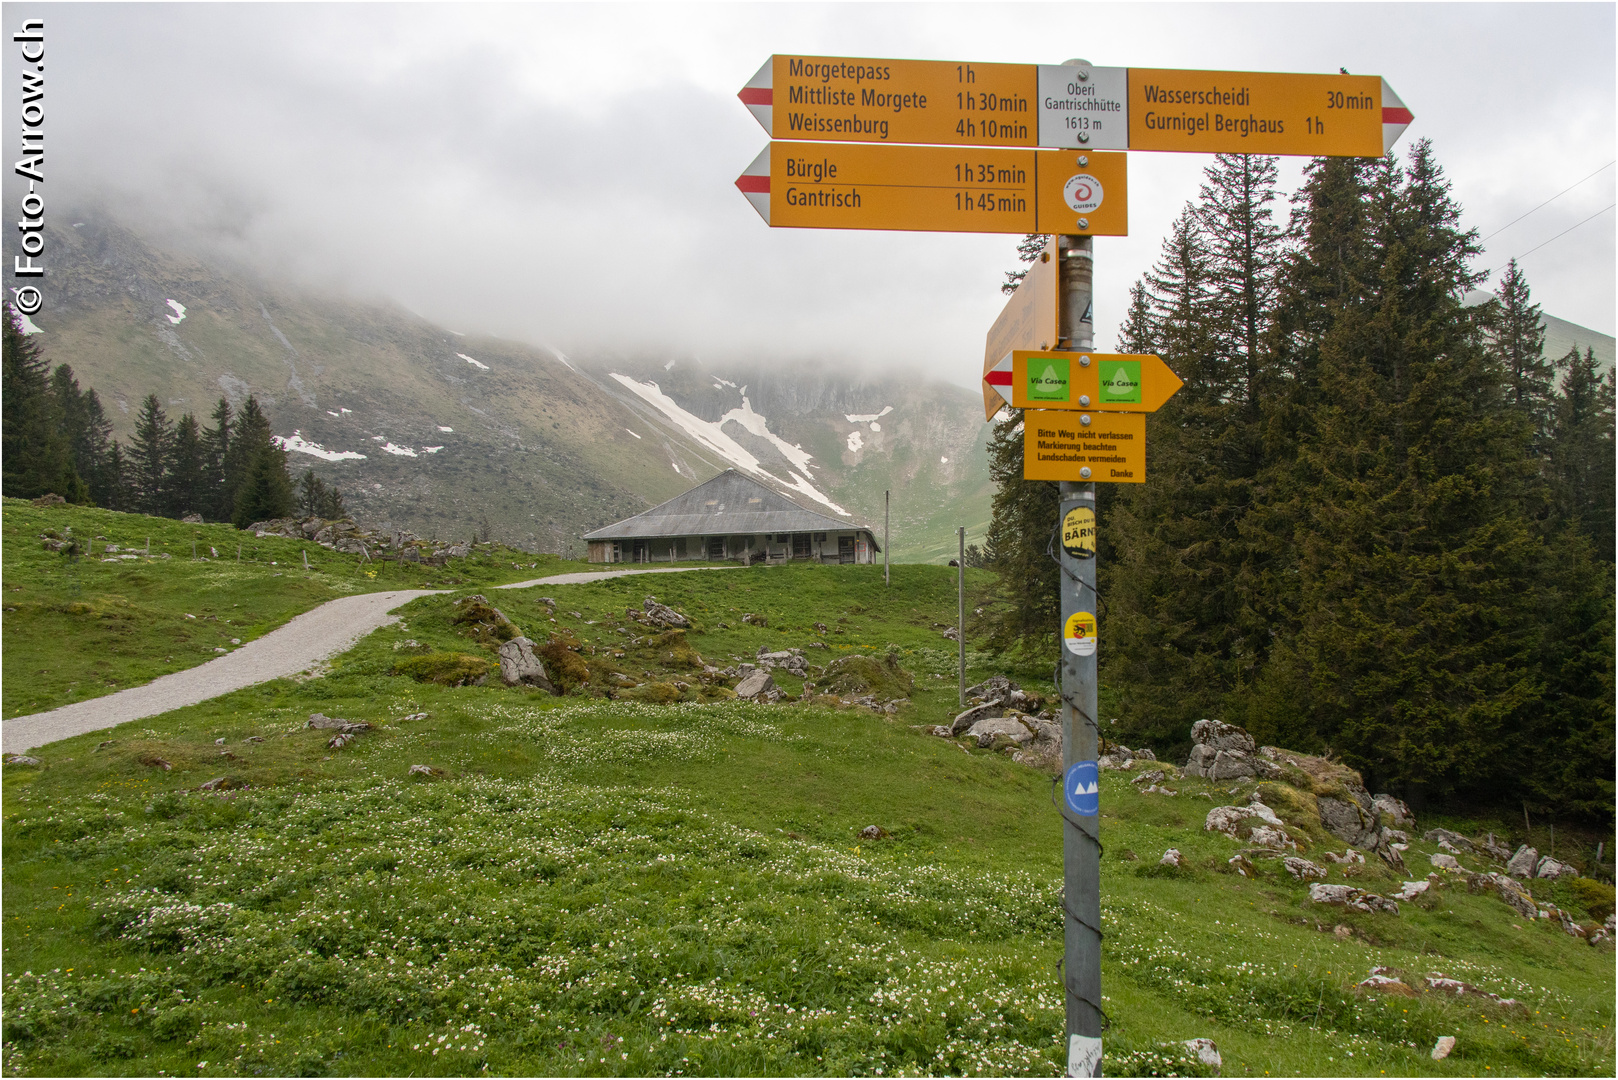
[986,349,1184,413]
[1128,68,1392,157]
[740,55,1414,157]
[736,143,1127,235]
[1023,410,1146,483]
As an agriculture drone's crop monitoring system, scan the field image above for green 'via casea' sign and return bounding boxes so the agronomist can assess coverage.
[1028,357,1070,401]
[1098,359,1142,405]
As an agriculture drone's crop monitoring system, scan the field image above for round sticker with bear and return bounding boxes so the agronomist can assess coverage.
[1061,506,1096,560]
[1063,173,1104,214]
[1064,610,1097,656]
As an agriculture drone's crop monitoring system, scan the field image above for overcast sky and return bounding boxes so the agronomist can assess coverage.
[19,2,1616,389]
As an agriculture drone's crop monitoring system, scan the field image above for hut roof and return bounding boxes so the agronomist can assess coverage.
[582,469,875,547]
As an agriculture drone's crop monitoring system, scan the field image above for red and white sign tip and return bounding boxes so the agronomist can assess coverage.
[734,147,771,224]
[739,59,773,136]
[984,353,1013,407]
[1381,79,1414,154]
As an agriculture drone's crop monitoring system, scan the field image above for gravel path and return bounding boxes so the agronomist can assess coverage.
[2,589,445,754]
[2,565,740,754]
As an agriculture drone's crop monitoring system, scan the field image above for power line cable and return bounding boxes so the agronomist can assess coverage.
[1480,160,1615,243]
[1479,202,1616,285]
[1512,203,1616,261]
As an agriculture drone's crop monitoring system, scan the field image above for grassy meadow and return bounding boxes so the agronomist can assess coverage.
[2,529,1614,1077]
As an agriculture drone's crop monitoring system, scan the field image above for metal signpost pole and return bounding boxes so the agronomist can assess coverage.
[885,490,891,586]
[1056,232,1103,1076]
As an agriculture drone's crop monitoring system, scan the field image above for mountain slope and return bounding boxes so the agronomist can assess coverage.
[30,214,991,560]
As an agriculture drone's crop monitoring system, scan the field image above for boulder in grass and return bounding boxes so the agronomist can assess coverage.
[497,636,556,693]
[1431,1036,1455,1061]
[1430,853,1463,872]
[1284,857,1328,880]
[734,669,775,700]
[1308,882,1399,915]
[1372,793,1415,828]
[6,755,41,767]
[1505,844,1539,880]
[1160,848,1183,868]
[1535,856,1577,880]
[643,596,692,629]
[1182,1039,1221,1073]
[966,716,1035,748]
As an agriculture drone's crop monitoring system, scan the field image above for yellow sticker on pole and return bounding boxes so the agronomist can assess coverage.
[1064,611,1097,656]
[1061,506,1097,559]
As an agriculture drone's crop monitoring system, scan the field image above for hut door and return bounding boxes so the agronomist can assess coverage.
[838,535,855,564]
[632,540,647,563]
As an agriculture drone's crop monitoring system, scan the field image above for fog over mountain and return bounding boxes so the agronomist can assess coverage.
[7,3,1612,396]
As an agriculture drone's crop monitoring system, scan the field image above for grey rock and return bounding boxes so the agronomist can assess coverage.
[1308,883,1399,915]
[1182,1039,1221,1074]
[950,702,1002,736]
[735,669,775,699]
[1423,827,1477,853]
[1160,848,1183,868]
[1284,857,1328,880]
[498,636,556,692]
[1189,718,1256,754]
[1319,796,1380,847]
[198,776,235,792]
[1480,832,1513,861]
[858,825,888,840]
[1505,844,1539,880]
[1132,769,1167,787]
[408,764,444,777]
[1011,718,1063,771]
[1373,793,1415,828]
[1536,856,1577,880]
[643,595,692,629]
[966,716,1034,748]
[1429,853,1463,871]
[6,755,41,766]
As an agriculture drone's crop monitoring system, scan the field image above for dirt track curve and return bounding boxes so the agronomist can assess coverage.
[3,565,736,754]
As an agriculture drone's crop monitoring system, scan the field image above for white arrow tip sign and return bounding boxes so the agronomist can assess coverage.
[1382,79,1414,154]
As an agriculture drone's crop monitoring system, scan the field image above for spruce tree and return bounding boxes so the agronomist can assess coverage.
[981,408,1061,654]
[166,414,206,519]
[201,398,234,522]
[231,445,296,528]
[1271,140,1549,802]
[222,397,272,518]
[2,306,66,497]
[1546,346,1616,558]
[1483,259,1555,444]
[127,394,173,516]
[50,364,114,505]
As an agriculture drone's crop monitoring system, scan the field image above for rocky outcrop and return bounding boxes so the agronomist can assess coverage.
[497,636,556,692]
[735,669,775,700]
[755,647,809,677]
[1535,856,1577,880]
[1204,801,1295,849]
[246,515,483,565]
[965,716,1036,748]
[1308,883,1399,914]
[962,675,1043,714]
[1372,793,1414,828]
[641,596,692,629]
[1284,857,1327,880]
[1505,844,1539,880]
[1183,719,1280,781]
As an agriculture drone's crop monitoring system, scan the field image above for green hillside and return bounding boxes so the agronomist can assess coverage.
[2,558,1611,1077]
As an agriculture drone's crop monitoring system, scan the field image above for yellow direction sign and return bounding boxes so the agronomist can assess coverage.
[1024,410,1145,483]
[981,236,1059,420]
[1129,68,1404,157]
[740,55,1414,156]
[736,143,1127,236]
[986,350,1183,413]
[741,55,1045,148]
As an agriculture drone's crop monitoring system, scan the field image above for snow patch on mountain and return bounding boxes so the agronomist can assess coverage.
[381,442,418,458]
[165,300,187,325]
[847,431,864,452]
[458,353,489,371]
[275,432,367,462]
[609,373,848,515]
[845,406,893,424]
[625,429,642,439]
[437,425,453,432]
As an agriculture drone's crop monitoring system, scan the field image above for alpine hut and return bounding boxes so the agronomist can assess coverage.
[582,469,880,565]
